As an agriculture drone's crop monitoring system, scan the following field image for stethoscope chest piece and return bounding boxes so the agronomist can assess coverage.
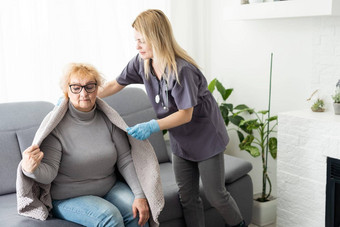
[155,94,160,104]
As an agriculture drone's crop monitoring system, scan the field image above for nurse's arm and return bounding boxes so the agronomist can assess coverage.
[157,107,193,130]
[98,79,125,98]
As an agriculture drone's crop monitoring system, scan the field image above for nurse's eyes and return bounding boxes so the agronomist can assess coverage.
[136,39,146,44]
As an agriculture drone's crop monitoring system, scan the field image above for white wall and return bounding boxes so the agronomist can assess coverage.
[169,0,208,70]
[0,0,171,103]
[196,0,340,196]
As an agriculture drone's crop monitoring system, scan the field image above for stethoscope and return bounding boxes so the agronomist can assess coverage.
[150,60,169,110]
[155,78,168,110]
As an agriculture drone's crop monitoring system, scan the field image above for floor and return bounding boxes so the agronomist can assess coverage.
[249,223,276,227]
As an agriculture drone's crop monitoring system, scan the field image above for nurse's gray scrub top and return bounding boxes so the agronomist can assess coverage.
[117,54,229,161]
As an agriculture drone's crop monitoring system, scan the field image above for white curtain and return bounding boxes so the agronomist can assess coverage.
[0,0,171,103]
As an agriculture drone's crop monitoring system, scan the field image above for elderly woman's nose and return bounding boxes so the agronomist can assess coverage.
[80,88,89,96]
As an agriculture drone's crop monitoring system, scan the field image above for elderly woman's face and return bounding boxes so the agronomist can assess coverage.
[68,76,97,112]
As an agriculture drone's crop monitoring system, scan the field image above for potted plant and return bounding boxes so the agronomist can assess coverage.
[307,89,325,112]
[209,79,277,226]
[332,80,340,115]
[208,54,277,226]
[311,98,325,112]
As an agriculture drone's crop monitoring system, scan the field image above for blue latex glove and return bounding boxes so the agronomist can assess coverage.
[127,119,160,140]
[56,96,65,107]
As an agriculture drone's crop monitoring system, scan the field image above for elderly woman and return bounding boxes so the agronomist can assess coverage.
[17,63,163,227]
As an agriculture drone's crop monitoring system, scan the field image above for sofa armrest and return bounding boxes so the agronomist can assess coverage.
[224,154,252,184]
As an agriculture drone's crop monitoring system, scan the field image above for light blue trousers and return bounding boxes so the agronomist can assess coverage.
[52,181,149,227]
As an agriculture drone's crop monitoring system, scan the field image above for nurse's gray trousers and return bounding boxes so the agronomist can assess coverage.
[173,152,244,227]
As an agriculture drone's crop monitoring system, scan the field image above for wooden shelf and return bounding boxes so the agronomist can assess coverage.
[224,0,340,20]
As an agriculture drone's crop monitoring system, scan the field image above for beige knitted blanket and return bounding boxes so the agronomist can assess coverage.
[16,97,164,227]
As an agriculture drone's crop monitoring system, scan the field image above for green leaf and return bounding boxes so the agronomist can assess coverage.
[248,122,261,131]
[208,79,216,93]
[234,104,250,110]
[238,119,255,134]
[221,103,233,112]
[219,104,231,126]
[237,130,245,143]
[224,117,230,126]
[234,107,254,115]
[247,108,255,114]
[240,123,253,134]
[268,137,277,159]
[226,103,233,112]
[240,119,258,127]
[239,134,254,147]
[219,105,229,126]
[215,80,233,101]
[258,110,269,115]
[229,115,244,127]
[268,116,278,122]
[223,89,233,100]
[215,80,226,99]
[241,145,260,157]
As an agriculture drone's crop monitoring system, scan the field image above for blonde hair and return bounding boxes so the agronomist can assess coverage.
[132,9,199,82]
[60,63,105,98]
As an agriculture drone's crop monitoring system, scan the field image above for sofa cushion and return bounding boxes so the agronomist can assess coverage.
[224,155,252,183]
[103,87,170,163]
[0,126,46,195]
[158,162,183,222]
[0,131,21,195]
[0,101,54,195]
[0,102,54,131]
[0,193,81,227]
[16,127,39,153]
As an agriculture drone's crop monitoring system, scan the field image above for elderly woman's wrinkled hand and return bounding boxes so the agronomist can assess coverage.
[21,145,44,173]
[132,198,150,226]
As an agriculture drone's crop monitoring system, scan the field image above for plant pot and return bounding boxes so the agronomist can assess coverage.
[252,194,277,226]
[333,103,340,115]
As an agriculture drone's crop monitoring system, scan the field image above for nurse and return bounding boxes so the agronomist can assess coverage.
[99,9,245,227]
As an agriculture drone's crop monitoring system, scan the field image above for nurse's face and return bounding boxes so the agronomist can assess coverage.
[134,29,153,60]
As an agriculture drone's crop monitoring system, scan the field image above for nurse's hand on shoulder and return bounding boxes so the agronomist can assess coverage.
[21,145,44,173]
[127,119,160,140]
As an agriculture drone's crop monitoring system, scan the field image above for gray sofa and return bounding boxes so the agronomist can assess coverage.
[0,87,253,227]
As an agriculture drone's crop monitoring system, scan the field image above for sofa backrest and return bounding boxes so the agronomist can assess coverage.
[103,87,170,163]
[0,101,54,196]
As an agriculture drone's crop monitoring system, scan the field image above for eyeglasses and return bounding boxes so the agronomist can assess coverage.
[69,83,97,94]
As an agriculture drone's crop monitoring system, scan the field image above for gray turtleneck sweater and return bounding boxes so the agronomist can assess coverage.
[24,102,144,200]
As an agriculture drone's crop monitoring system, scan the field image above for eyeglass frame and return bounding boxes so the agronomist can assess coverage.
[69,83,97,94]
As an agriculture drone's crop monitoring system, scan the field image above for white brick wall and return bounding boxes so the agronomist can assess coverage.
[312,17,340,108]
[277,110,340,227]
